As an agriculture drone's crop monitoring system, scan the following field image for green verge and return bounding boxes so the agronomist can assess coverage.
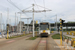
[6,33,32,39]
[26,36,39,40]
[51,34,71,39]
[51,34,60,39]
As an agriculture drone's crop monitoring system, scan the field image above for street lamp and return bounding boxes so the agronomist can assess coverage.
[54,15,57,31]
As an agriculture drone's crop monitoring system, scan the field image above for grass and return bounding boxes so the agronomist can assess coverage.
[26,36,39,40]
[51,34,71,39]
[51,34,60,39]
[6,33,32,39]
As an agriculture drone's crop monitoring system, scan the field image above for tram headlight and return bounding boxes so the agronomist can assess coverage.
[43,30,45,33]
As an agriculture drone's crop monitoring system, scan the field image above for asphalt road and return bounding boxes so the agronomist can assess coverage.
[0,33,60,50]
[0,34,33,50]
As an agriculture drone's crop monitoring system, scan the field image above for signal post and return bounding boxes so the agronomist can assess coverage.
[60,19,65,45]
[35,21,38,36]
[7,24,9,39]
[60,19,63,45]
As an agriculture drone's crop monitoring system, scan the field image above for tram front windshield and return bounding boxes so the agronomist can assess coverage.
[40,24,49,30]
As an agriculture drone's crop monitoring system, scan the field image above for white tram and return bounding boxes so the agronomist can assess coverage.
[39,22,50,37]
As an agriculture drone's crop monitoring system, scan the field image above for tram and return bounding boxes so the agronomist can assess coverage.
[39,22,50,37]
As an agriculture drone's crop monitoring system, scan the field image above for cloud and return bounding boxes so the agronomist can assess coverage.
[0,0,75,25]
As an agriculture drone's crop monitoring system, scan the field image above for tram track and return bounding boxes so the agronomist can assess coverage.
[33,37,49,50]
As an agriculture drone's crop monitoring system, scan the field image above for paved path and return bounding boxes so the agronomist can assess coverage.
[0,33,60,50]
[0,34,33,50]
[48,35,60,50]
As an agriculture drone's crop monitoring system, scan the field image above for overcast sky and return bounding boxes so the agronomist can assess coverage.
[0,0,75,26]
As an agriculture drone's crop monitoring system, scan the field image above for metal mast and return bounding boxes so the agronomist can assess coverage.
[0,13,2,32]
[32,4,34,37]
[19,4,52,37]
[56,15,57,31]
[7,8,9,24]
[15,13,16,26]
[15,13,17,32]
[17,16,18,33]
[20,13,21,34]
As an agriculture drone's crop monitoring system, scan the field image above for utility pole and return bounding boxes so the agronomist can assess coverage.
[56,15,57,31]
[54,19,56,31]
[0,13,2,32]
[2,24,3,35]
[1,13,2,37]
[7,8,9,24]
[27,19,29,33]
[32,4,34,37]
[15,13,16,32]
[20,13,21,34]
[17,16,18,34]
[9,19,11,31]
[19,4,52,37]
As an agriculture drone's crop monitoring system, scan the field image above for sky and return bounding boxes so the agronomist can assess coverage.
[0,0,75,26]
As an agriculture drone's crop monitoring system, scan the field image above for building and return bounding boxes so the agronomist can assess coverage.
[17,21,24,33]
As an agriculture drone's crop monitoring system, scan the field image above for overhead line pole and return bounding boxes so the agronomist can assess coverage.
[7,8,9,24]
[15,13,16,32]
[17,16,18,34]
[10,19,11,32]
[56,15,57,31]
[19,4,52,37]
[32,4,34,37]
[20,13,21,34]
[15,13,16,26]
[0,13,2,32]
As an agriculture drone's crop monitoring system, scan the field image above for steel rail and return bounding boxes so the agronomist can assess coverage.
[33,37,48,50]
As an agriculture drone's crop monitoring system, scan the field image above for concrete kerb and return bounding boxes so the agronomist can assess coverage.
[54,36,75,50]
[54,39,74,50]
